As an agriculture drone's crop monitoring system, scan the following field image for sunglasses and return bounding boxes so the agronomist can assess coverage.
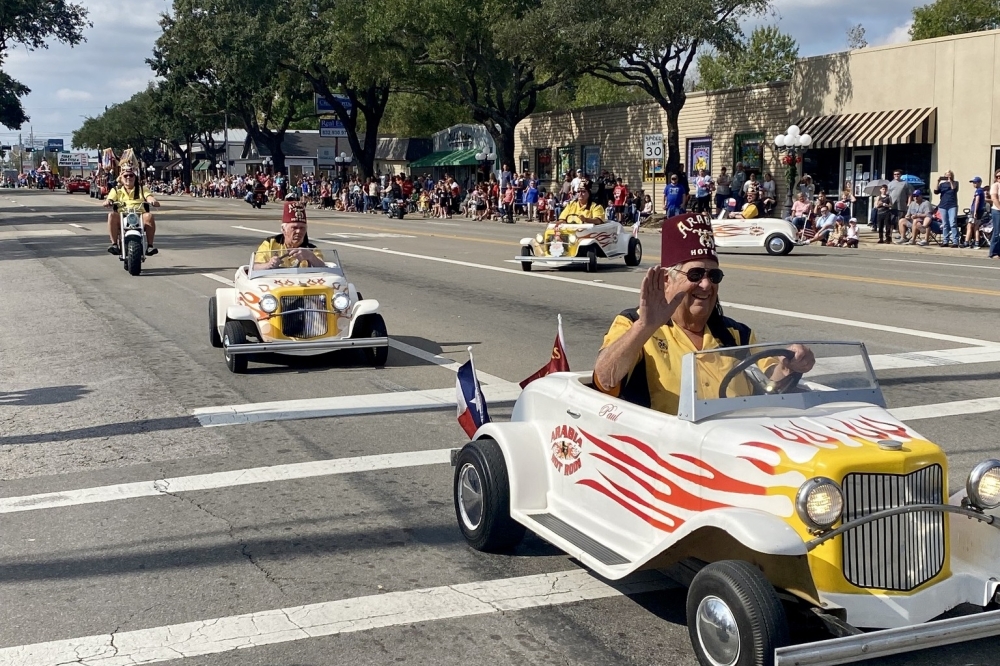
[123,173,135,177]
[676,267,724,284]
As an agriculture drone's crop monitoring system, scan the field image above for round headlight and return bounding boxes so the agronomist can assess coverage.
[260,294,278,314]
[332,292,351,313]
[535,233,544,243]
[796,477,843,531]
[569,233,578,244]
[967,460,1000,510]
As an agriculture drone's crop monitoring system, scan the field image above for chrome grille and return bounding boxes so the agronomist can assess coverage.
[279,295,328,338]
[842,465,945,591]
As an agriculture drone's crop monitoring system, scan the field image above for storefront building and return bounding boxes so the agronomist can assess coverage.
[514,28,1000,218]
[409,124,499,188]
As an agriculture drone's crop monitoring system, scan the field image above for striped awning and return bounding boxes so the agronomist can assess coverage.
[794,108,937,149]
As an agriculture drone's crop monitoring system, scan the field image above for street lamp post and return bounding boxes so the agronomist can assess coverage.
[474,150,497,183]
[773,125,812,217]
[262,156,273,175]
[334,151,352,185]
[216,160,226,176]
[146,165,155,183]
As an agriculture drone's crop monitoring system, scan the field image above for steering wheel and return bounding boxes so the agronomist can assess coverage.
[717,348,802,399]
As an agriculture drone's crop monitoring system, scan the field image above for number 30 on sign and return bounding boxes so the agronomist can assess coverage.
[643,133,663,160]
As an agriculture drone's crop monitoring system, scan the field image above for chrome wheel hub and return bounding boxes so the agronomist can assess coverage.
[457,463,484,531]
[768,237,785,253]
[696,595,740,666]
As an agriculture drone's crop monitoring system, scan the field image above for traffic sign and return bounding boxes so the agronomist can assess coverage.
[643,133,663,160]
[46,138,64,151]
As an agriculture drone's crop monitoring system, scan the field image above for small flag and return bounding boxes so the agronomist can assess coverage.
[519,314,570,388]
[456,348,491,438]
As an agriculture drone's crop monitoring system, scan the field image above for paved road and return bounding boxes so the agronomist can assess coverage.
[1,189,999,665]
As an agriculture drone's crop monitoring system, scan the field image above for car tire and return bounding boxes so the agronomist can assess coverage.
[585,246,598,273]
[686,560,789,666]
[223,320,249,373]
[208,297,223,348]
[125,238,142,276]
[354,313,388,367]
[625,236,642,266]
[765,233,790,256]
[453,438,526,552]
[520,246,533,272]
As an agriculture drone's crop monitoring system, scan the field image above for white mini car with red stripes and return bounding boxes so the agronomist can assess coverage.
[711,217,801,256]
[451,342,1000,666]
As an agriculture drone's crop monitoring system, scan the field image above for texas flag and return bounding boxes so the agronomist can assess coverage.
[519,314,570,388]
[456,352,491,438]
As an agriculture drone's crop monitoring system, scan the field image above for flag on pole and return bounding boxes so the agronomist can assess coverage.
[456,348,491,438]
[519,314,570,388]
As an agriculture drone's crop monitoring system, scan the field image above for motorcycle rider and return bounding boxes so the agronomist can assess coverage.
[104,164,160,256]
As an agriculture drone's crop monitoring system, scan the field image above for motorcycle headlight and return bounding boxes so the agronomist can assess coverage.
[260,294,278,314]
[332,292,351,313]
[967,460,1000,510]
[569,233,578,244]
[535,233,544,243]
[125,212,141,228]
[796,477,843,531]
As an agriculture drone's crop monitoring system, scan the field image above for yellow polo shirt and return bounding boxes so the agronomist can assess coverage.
[595,312,758,415]
[559,200,605,222]
[107,184,152,208]
[254,234,325,268]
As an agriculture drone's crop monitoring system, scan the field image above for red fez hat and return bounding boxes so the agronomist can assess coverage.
[282,201,307,224]
[661,212,717,267]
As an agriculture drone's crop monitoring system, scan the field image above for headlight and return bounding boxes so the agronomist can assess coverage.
[535,233,544,243]
[967,460,1000,509]
[568,234,578,244]
[125,212,141,228]
[332,292,351,313]
[260,294,278,314]
[796,477,843,531]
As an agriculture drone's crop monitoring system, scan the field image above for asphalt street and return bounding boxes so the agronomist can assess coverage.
[2,188,1000,665]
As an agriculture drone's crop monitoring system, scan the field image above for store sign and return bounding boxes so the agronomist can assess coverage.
[46,139,64,151]
[57,152,88,167]
[317,146,336,169]
[643,133,664,160]
[315,93,353,115]
[320,118,347,138]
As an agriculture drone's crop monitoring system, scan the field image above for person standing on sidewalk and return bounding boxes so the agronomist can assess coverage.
[933,170,959,247]
[714,167,731,214]
[887,169,912,240]
[989,170,1000,259]
[874,184,894,243]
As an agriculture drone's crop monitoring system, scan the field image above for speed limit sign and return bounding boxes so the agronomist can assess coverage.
[643,133,663,159]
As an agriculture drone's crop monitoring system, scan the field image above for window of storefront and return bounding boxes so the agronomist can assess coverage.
[885,144,932,187]
[557,146,575,178]
[992,146,1000,173]
[535,147,553,181]
[582,145,600,177]
[802,148,840,196]
[733,132,764,176]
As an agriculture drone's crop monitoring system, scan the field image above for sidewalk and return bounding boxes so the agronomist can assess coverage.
[854,227,996,259]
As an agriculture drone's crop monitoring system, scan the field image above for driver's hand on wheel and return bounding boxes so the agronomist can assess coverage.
[781,343,815,374]
[287,247,319,265]
[636,265,690,330]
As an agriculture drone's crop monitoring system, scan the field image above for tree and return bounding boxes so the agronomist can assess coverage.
[846,24,867,49]
[696,26,798,92]
[0,0,90,129]
[72,90,164,164]
[574,0,769,174]
[910,0,1000,40]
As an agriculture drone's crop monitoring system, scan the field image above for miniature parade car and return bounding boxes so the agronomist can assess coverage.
[452,342,1000,665]
[517,216,642,272]
[65,176,89,194]
[712,216,801,256]
[209,248,388,373]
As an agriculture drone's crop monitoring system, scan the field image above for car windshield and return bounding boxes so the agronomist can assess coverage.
[681,342,883,421]
[248,248,342,279]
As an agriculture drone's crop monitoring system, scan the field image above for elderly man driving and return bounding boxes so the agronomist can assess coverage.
[593,213,815,414]
[253,201,325,269]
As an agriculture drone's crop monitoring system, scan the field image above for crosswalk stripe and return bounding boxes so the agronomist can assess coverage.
[0,570,674,665]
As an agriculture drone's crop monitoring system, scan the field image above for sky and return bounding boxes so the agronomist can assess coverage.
[1,0,922,150]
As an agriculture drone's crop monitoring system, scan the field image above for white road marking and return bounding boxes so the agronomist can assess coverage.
[892,396,1000,421]
[68,223,86,229]
[811,345,1000,376]
[230,225,999,347]
[0,229,74,239]
[0,449,452,514]
[327,232,415,239]
[881,258,1000,271]
[0,570,671,666]
[201,272,235,285]
[424,221,460,226]
[193,382,522,427]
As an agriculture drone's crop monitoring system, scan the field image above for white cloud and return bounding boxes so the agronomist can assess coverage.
[881,20,915,45]
[55,89,94,102]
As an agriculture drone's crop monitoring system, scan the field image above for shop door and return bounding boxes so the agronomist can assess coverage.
[993,146,1000,173]
[852,151,874,223]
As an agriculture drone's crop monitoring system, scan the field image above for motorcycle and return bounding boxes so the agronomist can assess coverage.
[245,188,267,209]
[115,203,149,276]
[385,198,407,219]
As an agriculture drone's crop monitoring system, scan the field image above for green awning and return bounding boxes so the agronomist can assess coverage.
[193,160,210,171]
[408,149,481,168]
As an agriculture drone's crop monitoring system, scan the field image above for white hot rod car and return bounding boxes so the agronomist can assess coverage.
[711,215,802,256]
[517,217,642,272]
[452,342,1000,665]
[209,248,388,373]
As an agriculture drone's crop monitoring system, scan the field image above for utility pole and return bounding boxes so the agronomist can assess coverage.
[18,132,22,174]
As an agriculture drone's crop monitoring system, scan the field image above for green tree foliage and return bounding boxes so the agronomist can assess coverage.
[0,0,90,129]
[910,0,1000,40]
[379,94,472,138]
[695,26,799,92]
[537,74,647,112]
[565,0,769,174]
[72,89,163,162]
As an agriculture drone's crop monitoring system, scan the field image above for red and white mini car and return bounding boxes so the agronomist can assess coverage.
[711,216,801,256]
[64,176,89,194]
[452,342,1000,665]
[517,217,642,272]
